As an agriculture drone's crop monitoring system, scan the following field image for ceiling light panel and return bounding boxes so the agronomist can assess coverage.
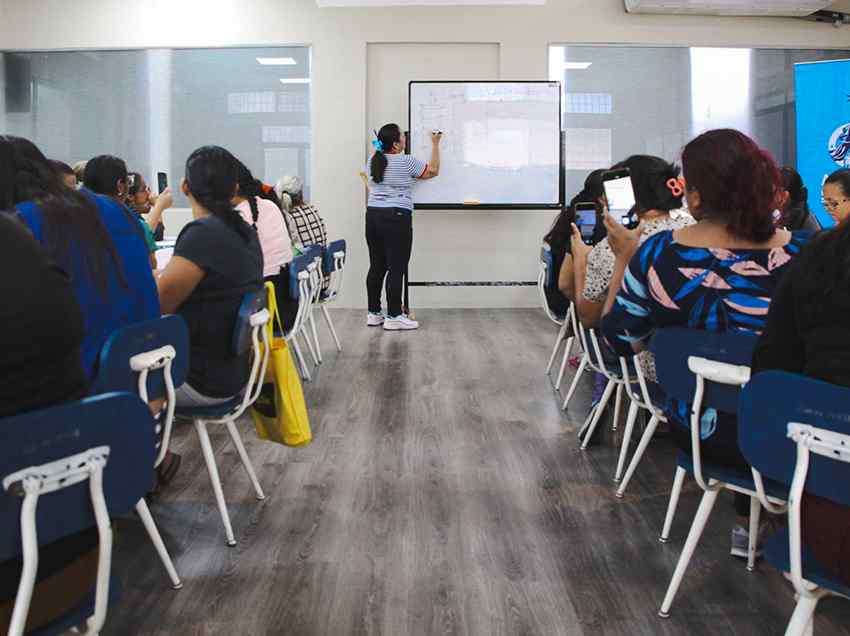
[624,0,831,16]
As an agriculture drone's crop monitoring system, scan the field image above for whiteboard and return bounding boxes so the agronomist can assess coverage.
[408,81,561,208]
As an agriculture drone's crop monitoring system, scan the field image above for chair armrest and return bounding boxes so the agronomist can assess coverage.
[687,356,751,386]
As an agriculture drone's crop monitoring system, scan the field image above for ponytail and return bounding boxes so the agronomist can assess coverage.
[195,190,253,242]
[185,146,253,243]
[370,123,402,184]
[370,152,389,184]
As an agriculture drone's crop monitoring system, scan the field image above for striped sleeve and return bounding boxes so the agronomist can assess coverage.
[407,155,427,178]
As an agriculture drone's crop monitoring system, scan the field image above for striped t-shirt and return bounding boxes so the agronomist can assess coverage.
[367,153,427,212]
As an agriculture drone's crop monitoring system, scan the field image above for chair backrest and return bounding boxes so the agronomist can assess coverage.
[0,392,155,560]
[94,315,189,400]
[288,253,312,301]
[739,370,850,505]
[232,288,268,356]
[322,239,346,276]
[539,242,557,290]
[230,289,271,416]
[651,327,758,414]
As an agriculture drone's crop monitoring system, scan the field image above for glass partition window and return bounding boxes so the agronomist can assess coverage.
[0,46,311,205]
[549,45,850,198]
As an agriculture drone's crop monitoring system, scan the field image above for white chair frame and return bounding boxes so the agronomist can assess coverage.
[574,326,628,451]
[315,247,346,353]
[306,253,325,365]
[614,354,669,497]
[191,307,271,546]
[3,446,112,636]
[658,356,787,619]
[125,345,183,589]
[538,245,577,391]
[285,268,318,382]
[781,423,850,636]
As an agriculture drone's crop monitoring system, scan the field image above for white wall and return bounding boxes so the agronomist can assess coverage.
[3,0,850,307]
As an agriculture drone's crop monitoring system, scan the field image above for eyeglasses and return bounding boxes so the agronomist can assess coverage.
[822,198,850,210]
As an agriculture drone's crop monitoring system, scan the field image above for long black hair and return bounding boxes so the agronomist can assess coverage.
[185,146,253,242]
[233,158,283,227]
[780,167,812,231]
[0,136,126,294]
[84,155,128,197]
[544,169,606,255]
[611,155,683,214]
[370,123,402,184]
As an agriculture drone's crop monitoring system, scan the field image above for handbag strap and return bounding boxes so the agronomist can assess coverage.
[264,280,285,338]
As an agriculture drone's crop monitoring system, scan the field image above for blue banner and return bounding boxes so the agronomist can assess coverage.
[795,59,850,229]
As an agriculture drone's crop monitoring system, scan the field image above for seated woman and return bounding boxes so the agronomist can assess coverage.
[0,212,97,633]
[600,129,807,555]
[546,169,606,318]
[157,146,263,407]
[752,166,850,587]
[84,155,161,269]
[127,171,171,241]
[564,155,694,329]
[778,167,820,233]
[234,160,298,330]
[2,136,160,380]
[276,175,327,252]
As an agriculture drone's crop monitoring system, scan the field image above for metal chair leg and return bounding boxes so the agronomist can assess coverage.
[614,400,640,483]
[785,595,819,636]
[546,322,567,375]
[291,338,311,382]
[321,305,342,352]
[554,335,574,392]
[660,466,687,543]
[224,419,265,501]
[659,489,720,618]
[747,496,761,572]
[194,419,236,546]
[579,379,616,449]
[615,414,660,498]
[309,311,323,364]
[611,383,624,432]
[301,326,319,367]
[135,498,183,589]
[562,353,589,411]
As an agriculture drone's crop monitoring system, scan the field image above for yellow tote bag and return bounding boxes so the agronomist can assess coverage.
[251,281,313,447]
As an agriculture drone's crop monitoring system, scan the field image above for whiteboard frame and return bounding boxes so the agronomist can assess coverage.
[408,80,564,210]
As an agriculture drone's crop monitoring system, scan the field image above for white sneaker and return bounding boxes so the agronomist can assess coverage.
[383,314,419,331]
[367,312,385,327]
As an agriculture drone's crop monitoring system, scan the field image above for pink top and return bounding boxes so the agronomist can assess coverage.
[236,197,293,278]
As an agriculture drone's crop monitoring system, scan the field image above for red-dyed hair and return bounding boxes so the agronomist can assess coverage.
[681,129,780,242]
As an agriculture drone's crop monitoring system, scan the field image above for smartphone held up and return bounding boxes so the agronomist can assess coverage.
[602,168,639,229]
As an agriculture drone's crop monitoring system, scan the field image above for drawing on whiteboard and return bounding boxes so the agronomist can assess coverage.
[409,82,560,207]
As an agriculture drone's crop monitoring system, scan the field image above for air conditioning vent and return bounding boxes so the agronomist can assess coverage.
[624,0,832,16]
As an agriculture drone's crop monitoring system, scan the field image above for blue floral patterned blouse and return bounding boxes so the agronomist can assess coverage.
[600,229,808,434]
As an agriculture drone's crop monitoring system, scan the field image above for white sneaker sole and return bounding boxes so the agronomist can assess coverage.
[383,322,419,331]
[367,320,384,327]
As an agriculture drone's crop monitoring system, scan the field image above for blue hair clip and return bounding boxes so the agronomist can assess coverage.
[372,139,384,152]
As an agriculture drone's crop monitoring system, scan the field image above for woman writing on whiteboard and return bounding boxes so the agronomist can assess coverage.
[366,123,441,331]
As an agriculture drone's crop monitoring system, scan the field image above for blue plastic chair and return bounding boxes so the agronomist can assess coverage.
[174,289,271,546]
[538,243,576,392]
[287,252,318,381]
[739,371,850,635]
[316,239,347,353]
[650,327,782,618]
[93,315,189,589]
[0,393,155,636]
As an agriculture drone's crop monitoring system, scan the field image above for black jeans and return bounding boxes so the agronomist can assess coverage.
[365,207,413,317]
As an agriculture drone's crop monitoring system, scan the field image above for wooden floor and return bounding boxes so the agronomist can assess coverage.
[106,309,850,636]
